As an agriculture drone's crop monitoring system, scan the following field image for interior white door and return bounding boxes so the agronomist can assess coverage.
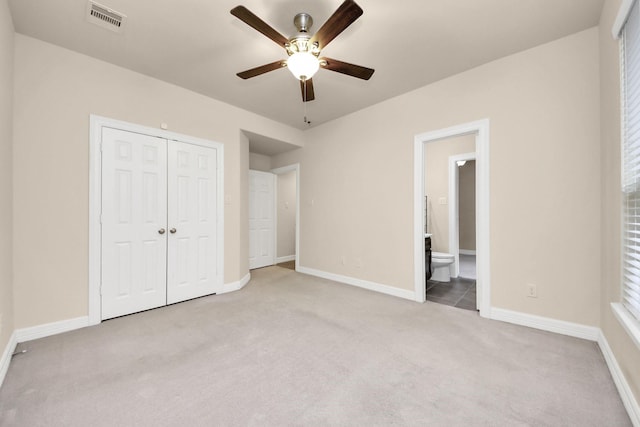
[101,128,168,320]
[167,141,219,304]
[249,170,275,269]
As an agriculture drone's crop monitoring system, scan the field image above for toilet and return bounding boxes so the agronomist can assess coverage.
[431,252,455,282]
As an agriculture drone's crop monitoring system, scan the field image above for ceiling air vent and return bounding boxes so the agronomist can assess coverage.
[86,1,126,33]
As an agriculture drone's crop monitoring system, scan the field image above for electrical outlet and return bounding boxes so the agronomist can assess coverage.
[527,284,537,298]
[341,256,346,266]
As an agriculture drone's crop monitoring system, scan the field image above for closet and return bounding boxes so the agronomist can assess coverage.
[100,127,220,319]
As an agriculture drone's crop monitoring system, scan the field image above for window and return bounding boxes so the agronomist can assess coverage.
[621,0,640,329]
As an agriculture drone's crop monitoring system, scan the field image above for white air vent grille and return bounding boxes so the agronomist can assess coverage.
[86,1,126,33]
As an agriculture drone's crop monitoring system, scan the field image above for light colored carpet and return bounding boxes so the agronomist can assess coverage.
[0,266,631,426]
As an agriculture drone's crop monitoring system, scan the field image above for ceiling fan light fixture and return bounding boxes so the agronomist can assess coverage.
[287,52,320,81]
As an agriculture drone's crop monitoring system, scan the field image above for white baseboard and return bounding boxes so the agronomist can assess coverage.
[297,266,415,301]
[0,331,17,388]
[490,308,600,341]
[15,316,90,343]
[459,249,476,255]
[276,255,295,264]
[598,331,640,426]
[220,273,251,294]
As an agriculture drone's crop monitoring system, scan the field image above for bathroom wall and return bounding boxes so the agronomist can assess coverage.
[459,160,476,252]
[276,170,297,259]
[424,135,476,253]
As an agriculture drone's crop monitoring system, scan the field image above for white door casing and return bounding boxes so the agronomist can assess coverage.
[101,128,168,320]
[167,141,220,303]
[249,170,275,269]
[414,119,490,317]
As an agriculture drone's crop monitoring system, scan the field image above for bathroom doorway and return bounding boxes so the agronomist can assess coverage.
[424,138,476,311]
[413,119,490,318]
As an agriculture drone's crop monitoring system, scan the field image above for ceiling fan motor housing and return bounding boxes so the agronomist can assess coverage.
[294,13,313,33]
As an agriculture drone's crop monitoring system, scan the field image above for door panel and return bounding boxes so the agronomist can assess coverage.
[167,141,219,304]
[249,170,275,269]
[101,128,168,320]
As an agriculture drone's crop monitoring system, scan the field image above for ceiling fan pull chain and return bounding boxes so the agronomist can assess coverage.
[303,80,311,125]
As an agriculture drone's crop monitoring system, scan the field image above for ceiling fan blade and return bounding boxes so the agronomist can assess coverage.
[300,79,315,102]
[320,57,374,80]
[231,6,289,47]
[237,60,286,79]
[310,0,363,50]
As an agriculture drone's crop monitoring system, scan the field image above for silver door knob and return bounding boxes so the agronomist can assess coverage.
[170,228,177,234]
[158,228,166,235]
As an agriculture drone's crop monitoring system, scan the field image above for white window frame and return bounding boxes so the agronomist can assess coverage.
[614,0,640,350]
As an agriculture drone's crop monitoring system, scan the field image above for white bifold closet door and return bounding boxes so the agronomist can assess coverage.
[101,128,218,320]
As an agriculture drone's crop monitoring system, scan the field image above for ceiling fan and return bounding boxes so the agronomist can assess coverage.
[230,0,375,103]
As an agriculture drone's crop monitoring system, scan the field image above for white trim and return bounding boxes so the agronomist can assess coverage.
[15,316,90,343]
[271,164,300,271]
[219,273,251,294]
[448,151,476,279]
[414,119,491,318]
[0,331,17,388]
[613,0,636,39]
[276,255,296,263]
[598,330,640,426]
[612,302,640,350]
[459,249,476,256]
[490,308,599,341]
[297,266,415,301]
[89,115,225,325]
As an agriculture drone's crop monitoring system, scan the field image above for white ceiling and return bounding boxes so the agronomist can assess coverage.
[9,0,603,130]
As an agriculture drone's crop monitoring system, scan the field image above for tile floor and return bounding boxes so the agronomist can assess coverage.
[427,254,477,311]
[426,277,477,311]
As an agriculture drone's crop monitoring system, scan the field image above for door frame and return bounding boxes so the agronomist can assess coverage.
[89,115,224,326]
[413,119,491,318]
[271,164,300,270]
[448,152,476,279]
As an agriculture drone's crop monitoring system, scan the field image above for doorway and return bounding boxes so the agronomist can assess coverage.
[248,164,300,272]
[272,164,300,271]
[413,119,491,318]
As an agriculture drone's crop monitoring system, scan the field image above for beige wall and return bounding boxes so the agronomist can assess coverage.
[459,160,476,251]
[277,170,296,258]
[289,28,601,326]
[424,135,475,253]
[11,34,303,328]
[0,0,14,355]
[249,152,271,172]
[599,0,640,404]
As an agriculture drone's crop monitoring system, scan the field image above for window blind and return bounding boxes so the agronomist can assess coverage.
[622,0,640,323]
